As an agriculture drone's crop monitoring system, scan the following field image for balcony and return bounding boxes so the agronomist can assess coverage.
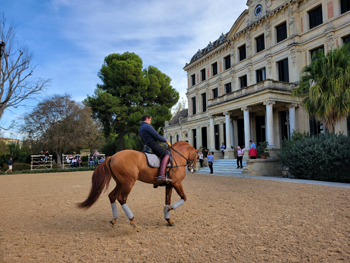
[208,79,296,107]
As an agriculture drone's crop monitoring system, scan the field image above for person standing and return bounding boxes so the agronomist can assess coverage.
[139,115,171,182]
[220,142,225,157]
[5,158,13,173]
[237,146,244,169]
[198,151,204,168]
[208,152,214,174]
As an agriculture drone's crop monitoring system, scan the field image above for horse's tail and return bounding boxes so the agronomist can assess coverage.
[77,156,113,209]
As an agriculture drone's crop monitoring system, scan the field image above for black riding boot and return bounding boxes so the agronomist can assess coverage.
[157,154,171,181]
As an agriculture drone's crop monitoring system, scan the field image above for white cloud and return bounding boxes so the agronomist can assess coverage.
[1,0,247,136]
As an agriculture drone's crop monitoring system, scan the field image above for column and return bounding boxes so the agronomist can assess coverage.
[196,126,202,149]
[209,116,215,151]
[264,100,276,148]
[232,118,238,149]
[224,112,232,149]
[230,119,234,148]
[288,104,297,137]
[241,106,251,150]
[224,112,234,159]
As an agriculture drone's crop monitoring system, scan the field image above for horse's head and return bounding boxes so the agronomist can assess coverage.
[186,148,202,174]
[171,142,201,174]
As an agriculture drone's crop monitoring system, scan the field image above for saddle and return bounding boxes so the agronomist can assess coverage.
[142,145,171,168]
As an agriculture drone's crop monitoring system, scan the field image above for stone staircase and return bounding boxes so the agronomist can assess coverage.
[196,159,246,175]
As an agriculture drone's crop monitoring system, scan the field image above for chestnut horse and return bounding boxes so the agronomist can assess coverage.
[78,141,200,227]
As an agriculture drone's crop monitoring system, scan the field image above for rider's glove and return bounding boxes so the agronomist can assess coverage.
[166,141,171,147]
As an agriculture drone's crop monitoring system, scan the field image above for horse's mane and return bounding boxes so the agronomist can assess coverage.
[171,141,189,148]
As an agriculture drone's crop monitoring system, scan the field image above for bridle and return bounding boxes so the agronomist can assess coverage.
[168,146,197,172]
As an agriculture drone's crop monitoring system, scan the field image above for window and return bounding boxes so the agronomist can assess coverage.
[212,88,218,98]
[212,62,218,76]
[225,83,232,93]
[277,59,289,82]
[176,134,179,142]
[256,34,265,53]
[170,135,173,144]
[276,22,287,43]
[240,75,247,88]
[191,74,195,86]
[201,68,206,81]
[310,46,324,61]
[192,129,197,149]
[341,0,350,14]
[309,115,322,136]
[256,68,266,83]
[239,45,246,61]
[191,97,196,115]
[224,55,231,70]
[343,35,350,44]
[201,93,207,112]
[309,5,323,29]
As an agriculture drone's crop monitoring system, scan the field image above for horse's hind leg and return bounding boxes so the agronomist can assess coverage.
[108,183,122,226]
[116,184,137,227]
[164,184,175,226]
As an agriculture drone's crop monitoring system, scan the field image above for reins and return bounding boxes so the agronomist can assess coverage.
[168,146,196,169]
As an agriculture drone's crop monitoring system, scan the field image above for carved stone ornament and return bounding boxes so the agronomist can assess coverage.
[289,47,296,67]
[267,57,272,75]
[327,33,334,49]
[266,0,272,8]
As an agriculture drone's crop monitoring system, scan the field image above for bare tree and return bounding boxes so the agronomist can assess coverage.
[0,14,50,128]
[22,94,103,164]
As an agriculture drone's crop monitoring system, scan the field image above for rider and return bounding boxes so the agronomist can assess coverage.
[139,115,172,182]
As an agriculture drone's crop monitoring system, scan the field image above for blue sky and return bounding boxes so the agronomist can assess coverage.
[1,0,247,138]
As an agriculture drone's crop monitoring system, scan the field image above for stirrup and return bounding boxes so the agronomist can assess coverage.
[157,175,167,181]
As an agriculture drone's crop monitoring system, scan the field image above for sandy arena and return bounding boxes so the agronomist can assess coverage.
[0,171,349,262]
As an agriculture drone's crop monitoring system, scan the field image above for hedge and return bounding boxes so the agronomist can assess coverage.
[279,132,350,183]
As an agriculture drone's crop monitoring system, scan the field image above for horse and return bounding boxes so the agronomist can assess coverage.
[78,141,201,227]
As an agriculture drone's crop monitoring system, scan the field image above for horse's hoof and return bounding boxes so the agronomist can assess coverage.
[167,222,175,226]
[109,220,115,227]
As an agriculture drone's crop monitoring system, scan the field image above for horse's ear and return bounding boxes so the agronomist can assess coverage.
[196,148,202,153]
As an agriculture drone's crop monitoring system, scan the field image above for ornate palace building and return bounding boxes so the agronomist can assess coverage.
[164,0,350,159]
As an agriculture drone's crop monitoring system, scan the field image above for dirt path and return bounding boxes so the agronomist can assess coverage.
[0,171,349,262]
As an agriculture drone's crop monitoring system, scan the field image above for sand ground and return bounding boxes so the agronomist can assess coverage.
[0,171,349,262]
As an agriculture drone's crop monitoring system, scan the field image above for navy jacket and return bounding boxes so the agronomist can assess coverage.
[8,159,13,165]
[139,122,166,145]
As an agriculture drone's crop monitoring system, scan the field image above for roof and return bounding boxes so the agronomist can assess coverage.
[169,109,188,126]
[189,32,228,64]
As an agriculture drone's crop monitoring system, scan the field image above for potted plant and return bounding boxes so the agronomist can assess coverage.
[257,141,270,159]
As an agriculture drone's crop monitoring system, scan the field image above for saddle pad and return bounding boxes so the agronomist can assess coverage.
[144,153,171,168]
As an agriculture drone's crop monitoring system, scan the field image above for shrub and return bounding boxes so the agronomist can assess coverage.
[279,132,350,183]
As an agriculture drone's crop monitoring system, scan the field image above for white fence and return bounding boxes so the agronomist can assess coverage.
[30,155,53,170]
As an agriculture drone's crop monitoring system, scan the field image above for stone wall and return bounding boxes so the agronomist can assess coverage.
[242,157,283,176]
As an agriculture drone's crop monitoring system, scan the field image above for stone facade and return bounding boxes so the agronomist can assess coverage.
[164,0,350,159]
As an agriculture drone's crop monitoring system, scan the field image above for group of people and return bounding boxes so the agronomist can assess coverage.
[89,151,105,167]
[66,154,83,167]
[197,140,259,172]
[38,151,50,162]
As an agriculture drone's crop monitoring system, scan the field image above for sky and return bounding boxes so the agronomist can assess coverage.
[1,0,247,139]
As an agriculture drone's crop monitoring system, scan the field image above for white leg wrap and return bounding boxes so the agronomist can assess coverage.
[163,205,170,219]
[172,199,185,210]
[122,204,134,220]
[111,202,119,218]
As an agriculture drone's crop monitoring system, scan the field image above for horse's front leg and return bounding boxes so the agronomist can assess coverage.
[163,182,187,226]
[164,184,175,226]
